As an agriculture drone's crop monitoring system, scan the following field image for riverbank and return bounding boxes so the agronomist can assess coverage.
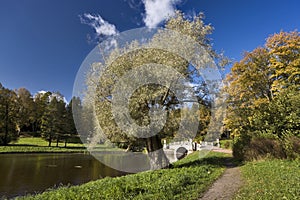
[0,146,87,154]
[15,151,229,200]
[0,137,120,154]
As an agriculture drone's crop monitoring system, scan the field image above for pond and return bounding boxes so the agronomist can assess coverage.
[0,153,128,198]
[0,151,179,198]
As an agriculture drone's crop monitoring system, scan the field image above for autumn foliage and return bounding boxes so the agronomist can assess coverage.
[225,31,300,160]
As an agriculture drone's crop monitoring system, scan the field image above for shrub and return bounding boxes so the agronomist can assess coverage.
[233,133,300,161]
[244,138,285,160]
[280,134,300,159]
[232,134,251,161]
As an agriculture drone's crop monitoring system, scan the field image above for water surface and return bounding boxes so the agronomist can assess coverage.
[0,153,126,198]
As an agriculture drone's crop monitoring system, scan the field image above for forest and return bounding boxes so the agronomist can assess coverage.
[0,85,78,146]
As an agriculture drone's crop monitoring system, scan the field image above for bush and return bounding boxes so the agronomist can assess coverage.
[232,134,251,161]
[0,131,18,145]
[281,134,300,159]
[244,138,285,160]
[233,133,300,161]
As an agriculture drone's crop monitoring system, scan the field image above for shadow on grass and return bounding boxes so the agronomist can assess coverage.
[7,144,39,147]
[6,144,86,149]
[174,155,243,169]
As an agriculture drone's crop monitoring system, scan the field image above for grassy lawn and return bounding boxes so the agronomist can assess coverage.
[234,159,300,200]
[219,139,233,150]
[11,137,84,147]
[0,145,87,153]
[0,137,120,153]
[16,151,228,200]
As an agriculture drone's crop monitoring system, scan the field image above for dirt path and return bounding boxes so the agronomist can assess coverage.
[199,149,242,200]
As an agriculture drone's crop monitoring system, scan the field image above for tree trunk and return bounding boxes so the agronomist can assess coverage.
[4,103,9,145]
[146,135,170,170]
[48,133,52,147]
[56,135,59,147]
[64,137,67,148]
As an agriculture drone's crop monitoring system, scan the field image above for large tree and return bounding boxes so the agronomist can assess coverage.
[16,88,35,132]
[82,11,224,169]
[32,91,52,133]
[41,97,67,147]
[64,97,79,147]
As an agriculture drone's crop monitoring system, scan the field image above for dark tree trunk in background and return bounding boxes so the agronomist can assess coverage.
[48,134,52,147]
[56,136,59,147]
[4,104,9,145]
[64,137,67,148]
[146,135,170,170]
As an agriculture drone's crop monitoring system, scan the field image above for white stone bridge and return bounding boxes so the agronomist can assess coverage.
[163,139,219,161]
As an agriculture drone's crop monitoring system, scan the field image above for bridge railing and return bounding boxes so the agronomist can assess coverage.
[163,140,218,151]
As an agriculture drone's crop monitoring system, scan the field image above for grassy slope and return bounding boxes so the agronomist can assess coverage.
[16,151,229,200]
[234,159,300,200]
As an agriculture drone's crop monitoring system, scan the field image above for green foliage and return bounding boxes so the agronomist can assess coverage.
[16,88,35,132]
[0,82,81,147]
[41,97,62,146]
[219,139,233,149]
[225,31,300,160]
[0,86,19,145]
[280,133,300,159]
[232,131,300,161]
[234,159,300,199]
[80,11,222,169]
[16,152,228,200]
[251,86,300,137]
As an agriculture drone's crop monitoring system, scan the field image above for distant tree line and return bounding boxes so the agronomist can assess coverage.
[0,84,78,146]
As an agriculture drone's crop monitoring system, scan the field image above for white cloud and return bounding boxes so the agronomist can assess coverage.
[80,13,118,37]
[142,0,182,29]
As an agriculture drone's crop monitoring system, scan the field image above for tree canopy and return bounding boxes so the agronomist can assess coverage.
[224,31,300,160]
[77,11,225,169]
[0,84,78,146]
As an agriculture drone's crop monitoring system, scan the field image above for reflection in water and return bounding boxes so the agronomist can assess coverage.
[0,151,179,198]
[0,153,127,198]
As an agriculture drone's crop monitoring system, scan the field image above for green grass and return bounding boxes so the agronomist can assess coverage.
[219,139,233,150]
[0,146,87,153]
[0,137,120,153]
[16,151,228,200]
[12,137,85,147]
[234,159,300,200]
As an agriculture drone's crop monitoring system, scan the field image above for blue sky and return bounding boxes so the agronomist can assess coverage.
[0,0,299,101]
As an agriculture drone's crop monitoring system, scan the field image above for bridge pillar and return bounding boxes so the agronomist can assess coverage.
[163,139,167,149]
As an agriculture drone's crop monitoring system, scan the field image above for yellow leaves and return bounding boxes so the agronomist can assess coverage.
[225,31,300,137]
[165,10,213,46]
[266,30,300,50]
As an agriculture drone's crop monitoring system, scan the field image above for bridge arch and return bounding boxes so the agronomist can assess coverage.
[174,146,188,160]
